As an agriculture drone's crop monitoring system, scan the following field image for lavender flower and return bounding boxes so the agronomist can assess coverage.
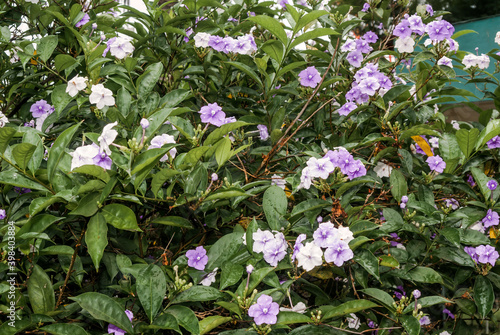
[30,100,54,118]
[211,173,218,181]
[443,308,455,319]
[363,31,378,44]
[292,234,306,261]
[0,209,6,220]
[487,136,500,149]
[426,20,455,41]
[108,310,133,335]
[393,20,412,39]
[93,151,113,170]
[271,174,286,190]
[482,209,499,228]
[252,229,275,253]
[338,102,357,116]
[199,103,226,127]
[465,246,478,263]
[257,124,269,141]
[200,267,218,286]
[476,245,499,266]
[296,241,323,271]
[75,13,90,28]
[467,174,476,187]
[394,285,406,300]
[307,157,334,179]
[246,264,254,274]
[412,289,421,299]
[346,50,363,67]
[361,3,370,12]
[248,294,279,325]
[324,240,353,266]
[313,221,338,248]
[186,246,208,270]
[487,180,498,191]
[426,155,446,173]
[426,4,434,16]
[140,118,149,129]
[262,238,287,266]
[298,66,321,88]
[419,316,431,325]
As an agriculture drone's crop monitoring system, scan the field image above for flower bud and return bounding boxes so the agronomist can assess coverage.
[140,118,149,129]
[211,173,218,181]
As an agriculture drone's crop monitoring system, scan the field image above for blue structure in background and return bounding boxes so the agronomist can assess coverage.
[451,15,500,102]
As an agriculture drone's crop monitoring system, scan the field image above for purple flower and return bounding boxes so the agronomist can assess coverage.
[390,233,400,240]
[487,180,498,191]
[426,4,434,16]
[186,246,208,270]
[292,234,306,261]
[363,31,378,44]
[248,294,280,325]
[412,289,421,299]
[426,20,455,41]
[102,37,117,57]
[208,35,226,52]
[408,15,425,35]
[338,102,357,116]
[443,308,455,319]
[93,151,113,170]
[345,160,367,180]
[108,310,133,335]
[253,229,275,253]
[211,173,218,181]
[279,0,289,9]
[257,125,269,141]
[263,238,287,266]
[487,136,500,149]
[401,196,408,204]
[358,77,380,96]
[426,155,446,173]
[394,285,406,300]
[246,264,254,274]
[199,103,226,127]
[140,118,149,129]
[313,221,338,248]
[476,245,499,266]
[307,157,334,179]
[467,174,476,187]
[324,240,353,266]
[482,209,499,228]
[299,66,321,88]
[346,50,363,67]
[393,20,412,39]
[75,13,90,28]
[0,209,6,220]
[419,316,430,325]
[465,246,478,263]
[14,187,31,194]
[30,100,54,118]
[361,3,370,12]
[355,38,373,54]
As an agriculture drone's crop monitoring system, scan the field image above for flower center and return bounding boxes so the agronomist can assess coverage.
[262,308,268,314]
[196,256,201,260]
[308,75,313,80]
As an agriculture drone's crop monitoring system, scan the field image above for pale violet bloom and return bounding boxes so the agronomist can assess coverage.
[324,240,354,266]
[346,313,360,329]
[496,32,500,45]
[306,157,334,179]
[469,221,486,234]
[71,144,100,170]
[98,122,118,155]
[280,302,307,314]
[252,229,275,253]
[149,134,177,161]
[437,56,453,68]
[477,54,490,69]
[296,241,323,271]
[395,37,415,53]
[313,222,338,248]
[89,84,115,109]
[200,267,218,286]
[66,75,87,97]
[0,112,9,128]
[257,124,269,141]
[373,161,392,178]
[262,238,287,266]
[140,118,149,129]
[429,136,439,148]
[109,37,135,59]
[271,174,286,190]
[298,167,313,190]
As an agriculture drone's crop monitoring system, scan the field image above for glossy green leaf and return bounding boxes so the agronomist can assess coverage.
[276,311,311,325]
[101,204,142,232]
[214,137,232,167]
[48,122,81,182]
[52,84,73,116]
[206,232,244,270]
[41,323,89,335]
[219,263,243,290]
[165,305,200,335]
[0,169,47,191]
[321,299,379,321]
[37,35,58,62]
[171,286,224,304]
[12,143,36,170]
[470,167,491,200]
[474,276,494,319]
[151,216,193,229]
[226,61,263,88]
[400,315,420,335]
[361,288,396,312]
[0,127,17,153]
[261,40,284,63]
[289,28,339,49]
[354,249,380,280]
[137,62,163,96]
[249,15,287,45]
[54,54,78,72]
[200,316,232,335]
[85,213,108,271]
[28,265,55,314]
[137,264,167,322]
[389,169,406,201]
[262,186,287,231]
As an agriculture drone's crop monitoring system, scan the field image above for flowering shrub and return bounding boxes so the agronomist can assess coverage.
[1,0,500,334]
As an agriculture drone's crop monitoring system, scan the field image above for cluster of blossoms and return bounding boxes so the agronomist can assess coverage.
[465,245,499,266]
[393,14,427,53]
[102,37,135,59]
[71,122,117,170]
[198,102,236,127]
[338,63,392,116]
[294,222,354,271]
[194,32,257,55]
[30,99,54,131]
[462,53,490,69]
[299,147,367,189]
[252,229,288,266]
[342,31,378,68]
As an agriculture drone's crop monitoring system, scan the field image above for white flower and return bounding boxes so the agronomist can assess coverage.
[109,37,134,59]
[373,161,392,178]
[35,112,53,132]
[296,242,323,272]
[0,112,9,128]
[337,226,354,244]
[140,118,149,129]
[25,0,39,3]
[280,302,307,314]
[346,313,360,329]
[495,32,500,45]
[66,75,87,97]
[89,84,115,109]
[451,120,460,130]
[98,122,118,155]
[194,32,211,48]
[469,221,485,233]
[200,268,218,286]
[429,136,439,149]
[440,332,451,335]
[477,54,490,69]
[149,134,177,161]
[395,37,415,53]
[437,56,453,68]
[423,39,433,47]
[71,144,100,170]
[271,174,286,190]
[462,54,477,69]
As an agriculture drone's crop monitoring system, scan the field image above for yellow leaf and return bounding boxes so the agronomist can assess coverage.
[490,227,498,239]
[411,136,433,156]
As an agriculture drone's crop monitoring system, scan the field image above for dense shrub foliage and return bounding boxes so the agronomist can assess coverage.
[1,0,500,334]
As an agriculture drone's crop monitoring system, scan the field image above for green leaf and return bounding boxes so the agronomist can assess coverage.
[132,147,174,190]
[71,164,110,182]
[151,168,181,195]
[226,61,263,88]
[149,313,181,333]
[403,296,452,313]
[354,249,380,280]
[408,266,443,284]
[439,133,461,161]
[400,315,420,335]
[48,122,81,182]
[456,128,479,159]
[41,324,89,335]
[261,40,284,63]
[389,169,406,202]
[321,299,379,321]
[165,305,200,335]
[12,143,36,170]
[474,276,494,319]
[200,316,232,335]
[52,84,73,116]
[214,137,232,168]
[400,125,439,141]
[219,263,243,290]
[433,247,476,267]
[85,213,108,271]
[151,216,193,229]
[37,35,58,62]
[171,286,224,304]
[214,302,242,318]
[40,245,75,256]
[276,312,311,325]
[262,186,287,230]
[70,292,133,334]
[28,265,55,314]
[440,227,461,248]
[289,28,339,49]
[476,119,500,150]
[101,204,142,232]
[360,288,396,312]
[288,324,343,335]
[204,121,249,146]
[54,54,78,72]
[0,127,17,153]
[379,255,399,268]
[206,232,244,270]
[204,188,249,201]
[335,178,373,198]
[116,87,132,116]
[295,10,328,33]
[137,264,167,323]
[69,192,99,217]
[470,167,491,200]
[0,169,47,191]
[249,15,287,45]
[137,62,163,96]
